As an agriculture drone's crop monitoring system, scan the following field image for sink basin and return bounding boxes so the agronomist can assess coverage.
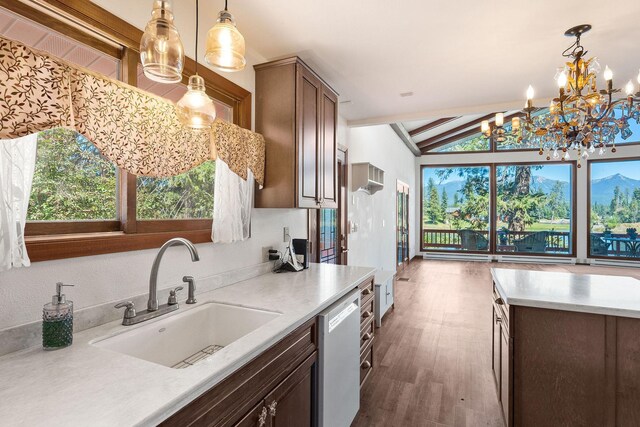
[92,302,281,368]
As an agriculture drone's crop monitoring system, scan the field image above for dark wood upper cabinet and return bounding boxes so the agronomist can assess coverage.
[255,57,338,209]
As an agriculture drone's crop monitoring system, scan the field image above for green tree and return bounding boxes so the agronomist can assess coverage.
[424,178,442,224]
[453,192,460,207]
[496,165,545,232]
[440,188,449,222]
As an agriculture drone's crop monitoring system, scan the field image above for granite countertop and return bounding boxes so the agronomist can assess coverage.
[491,268,640,318]
[0,263,376,427]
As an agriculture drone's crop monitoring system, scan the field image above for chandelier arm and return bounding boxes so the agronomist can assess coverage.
[592,92,615,123]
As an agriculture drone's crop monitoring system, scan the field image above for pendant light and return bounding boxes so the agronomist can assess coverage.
[140,1,185,83]
[176,0,217,129]
[205,0,246,72]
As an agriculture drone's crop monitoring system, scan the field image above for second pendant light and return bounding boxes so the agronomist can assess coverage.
[205,0,246,72]
[177,0,217,129]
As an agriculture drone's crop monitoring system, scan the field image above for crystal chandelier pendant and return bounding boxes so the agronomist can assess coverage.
[177,75,217,129]
[140,1,184,83]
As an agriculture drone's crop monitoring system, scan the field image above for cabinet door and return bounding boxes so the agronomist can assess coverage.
[265,353,316,427]
[296,66,322,208]
[320,87,337,208]
[234,400,267,427]
[492,305,501,396]
[500,326,512,427]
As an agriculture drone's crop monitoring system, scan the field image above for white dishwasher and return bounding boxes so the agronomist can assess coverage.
[318,289,361,427]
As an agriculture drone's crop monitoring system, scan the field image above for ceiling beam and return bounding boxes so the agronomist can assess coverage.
[389,123,421,156]
[408,116,460,137]
[419,112,524,153]
[416,113,496,148]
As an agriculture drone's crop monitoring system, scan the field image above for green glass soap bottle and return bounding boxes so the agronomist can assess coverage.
[42,282,74,350]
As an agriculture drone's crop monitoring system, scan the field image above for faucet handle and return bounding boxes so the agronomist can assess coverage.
[168,286,183,305]
[114,301,136,320]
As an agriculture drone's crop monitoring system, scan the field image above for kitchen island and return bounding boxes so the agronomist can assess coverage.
[491,268,640,427]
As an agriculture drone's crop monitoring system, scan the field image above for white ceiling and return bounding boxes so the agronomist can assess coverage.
[91,0,640,125]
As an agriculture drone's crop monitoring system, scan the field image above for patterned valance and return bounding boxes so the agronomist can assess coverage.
[0,36,264,185]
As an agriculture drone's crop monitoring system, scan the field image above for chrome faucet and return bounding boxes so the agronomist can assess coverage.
[148,238,200,311]
[115,238,200,326]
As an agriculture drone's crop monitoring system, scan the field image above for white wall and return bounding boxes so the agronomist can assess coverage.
[415,145,640,262]
[345,125,417,273]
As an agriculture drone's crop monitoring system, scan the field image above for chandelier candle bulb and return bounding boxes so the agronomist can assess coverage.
[512,117,520,131]
[625,80,635,97]
[481,120,490,135]
[604,65,613,91]
[495,113,504,127]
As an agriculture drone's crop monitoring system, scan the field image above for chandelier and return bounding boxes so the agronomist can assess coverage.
[482,24,640,167]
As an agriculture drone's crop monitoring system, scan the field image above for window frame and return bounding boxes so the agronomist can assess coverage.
[419,161,578,257]
[1,0,251,262]
[587,156,640,261]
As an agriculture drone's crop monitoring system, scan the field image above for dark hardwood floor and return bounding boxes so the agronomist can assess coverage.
[352,259,640,427]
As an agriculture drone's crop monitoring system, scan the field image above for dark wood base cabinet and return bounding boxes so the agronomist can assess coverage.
[161,318,317,427]
[491,282,640,426]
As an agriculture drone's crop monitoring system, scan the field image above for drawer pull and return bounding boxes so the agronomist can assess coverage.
[361,360,371,369]
[495,316,502,324]
[362,332,372,341]
[258,406,268,426]
[362,288,372,296]
[495,297,504,305]
[362,311,372,319]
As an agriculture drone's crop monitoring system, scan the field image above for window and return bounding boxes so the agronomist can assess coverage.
[137,161,215,220]
[28,129,117,222]
[429,134,490,153]
[496,163,574,255]
[589,159,640,259]
[3,1,252,261]
[421,165,491,252]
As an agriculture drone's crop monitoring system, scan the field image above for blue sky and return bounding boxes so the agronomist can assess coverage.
[591,160,640,180]
[422,164,571,184]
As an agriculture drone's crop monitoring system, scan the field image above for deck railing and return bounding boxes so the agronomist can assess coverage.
[422,228,571,253]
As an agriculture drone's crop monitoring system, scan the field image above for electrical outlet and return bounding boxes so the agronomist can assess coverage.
[262,246,274,262]
[283,226,290,242]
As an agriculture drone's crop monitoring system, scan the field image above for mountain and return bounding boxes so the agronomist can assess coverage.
[530,175,570,199]
[424,180,465,202]
[591,173,640,205]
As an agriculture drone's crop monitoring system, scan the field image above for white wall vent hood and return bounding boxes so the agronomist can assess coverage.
[352,162,384,195]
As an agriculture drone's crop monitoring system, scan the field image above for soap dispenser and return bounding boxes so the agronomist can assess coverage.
[42,282,74,350]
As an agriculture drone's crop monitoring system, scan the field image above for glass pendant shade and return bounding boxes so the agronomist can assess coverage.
[177,75,217,129]
[140,1,184,83]
[205,10,246,72]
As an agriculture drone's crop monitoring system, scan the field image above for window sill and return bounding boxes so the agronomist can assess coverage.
[25,229,212,262]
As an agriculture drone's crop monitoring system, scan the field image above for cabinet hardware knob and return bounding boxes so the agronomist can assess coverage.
[362,288,372,296]
[258,406,268,426]
[495,297,504,305]
[268,400,277,416]
[362,311,372,319]
[495,317,502,324]
[362,333,372,341]
[361,360,371,369]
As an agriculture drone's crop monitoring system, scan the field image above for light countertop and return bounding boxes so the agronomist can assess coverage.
[0,263,375,427]
[491,268,640,318]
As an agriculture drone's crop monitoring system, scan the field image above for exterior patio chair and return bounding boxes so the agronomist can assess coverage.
[458,230,488,251]
[513,231,549,253]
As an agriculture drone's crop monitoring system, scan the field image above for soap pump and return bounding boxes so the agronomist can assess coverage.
[42,282,74,350]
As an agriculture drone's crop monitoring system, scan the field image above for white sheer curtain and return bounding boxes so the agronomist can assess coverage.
[212,159,254,243]
[0,134,38,272]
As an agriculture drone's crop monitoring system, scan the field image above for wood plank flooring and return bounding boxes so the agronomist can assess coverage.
[352,259,640,427]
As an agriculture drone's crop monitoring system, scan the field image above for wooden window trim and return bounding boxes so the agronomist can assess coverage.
[3,1,251,262]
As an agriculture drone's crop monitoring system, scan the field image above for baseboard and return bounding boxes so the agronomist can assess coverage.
[590,258,640,268]
[497,255,576,265]
[422,252,491,262]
